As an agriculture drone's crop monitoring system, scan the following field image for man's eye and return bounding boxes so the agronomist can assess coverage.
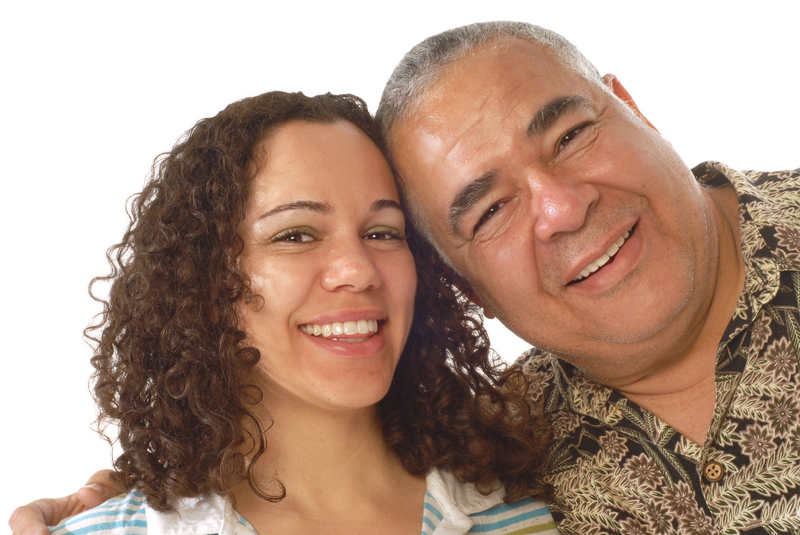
[558,123,589,151]
[474,201,506,234]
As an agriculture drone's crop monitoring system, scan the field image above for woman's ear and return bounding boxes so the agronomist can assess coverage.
[603,74,659,132]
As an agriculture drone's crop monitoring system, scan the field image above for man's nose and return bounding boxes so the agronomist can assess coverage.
[527,175,599,242]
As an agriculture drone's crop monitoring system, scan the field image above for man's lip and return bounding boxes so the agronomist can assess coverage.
[566,224,636,285]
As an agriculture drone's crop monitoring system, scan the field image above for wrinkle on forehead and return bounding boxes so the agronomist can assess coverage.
[393,39,583,244]
[431,63,548,170]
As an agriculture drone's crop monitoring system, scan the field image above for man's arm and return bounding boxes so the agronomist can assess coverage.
[8,471,118,535]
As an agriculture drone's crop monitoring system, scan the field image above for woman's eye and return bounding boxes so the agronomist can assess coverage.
[272,228,316,243]
[364,227,404,240]
[558,123,589,151]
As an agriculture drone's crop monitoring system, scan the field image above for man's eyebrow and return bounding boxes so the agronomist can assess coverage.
[447,173,496,235]
[443,97,592,236]
[527,96,592,138]
[257,200,331,220]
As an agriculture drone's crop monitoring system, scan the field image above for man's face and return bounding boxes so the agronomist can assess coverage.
[390,38,719,385]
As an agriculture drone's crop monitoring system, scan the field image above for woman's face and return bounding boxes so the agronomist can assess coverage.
[239,120,417,413]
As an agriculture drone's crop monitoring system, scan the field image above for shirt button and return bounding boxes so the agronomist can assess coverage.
[703,460,725,483]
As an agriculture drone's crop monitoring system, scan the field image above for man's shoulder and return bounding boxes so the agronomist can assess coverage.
[50,492,147,535]
[694,161,800,202]
[516,348,562,407]
[515,346,556,372]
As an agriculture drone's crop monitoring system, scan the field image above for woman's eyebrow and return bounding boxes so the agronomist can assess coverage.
[258,199,402,220]
[258,200,332,220]
[372,199,404,213]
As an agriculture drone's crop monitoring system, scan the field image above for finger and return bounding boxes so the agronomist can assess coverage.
[8,495,82,535]
[8,502,49,535]
[76,470,118,509]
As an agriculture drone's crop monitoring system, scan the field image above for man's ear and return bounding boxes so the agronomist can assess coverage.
[447,269,496,319]
[603,74,659,132]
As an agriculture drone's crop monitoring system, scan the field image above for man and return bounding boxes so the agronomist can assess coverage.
[10,21,800,535]
[375,21,800,534]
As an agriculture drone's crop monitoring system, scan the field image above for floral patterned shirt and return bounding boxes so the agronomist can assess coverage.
[520,162,800,535]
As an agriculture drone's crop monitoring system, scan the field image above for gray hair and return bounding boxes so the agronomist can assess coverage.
[375,21,603,243]
[376,21,603,148]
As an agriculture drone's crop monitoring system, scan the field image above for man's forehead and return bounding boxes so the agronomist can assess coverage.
[434,37,572,93]
[411,40,591,143]
[391,38,599,241]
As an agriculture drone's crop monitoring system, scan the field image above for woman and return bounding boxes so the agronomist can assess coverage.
[17,91,555,534]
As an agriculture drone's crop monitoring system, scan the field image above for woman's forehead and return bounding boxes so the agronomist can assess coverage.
[247,120,399,214]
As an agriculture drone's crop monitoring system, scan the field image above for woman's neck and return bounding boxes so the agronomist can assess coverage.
[231,396,426,535]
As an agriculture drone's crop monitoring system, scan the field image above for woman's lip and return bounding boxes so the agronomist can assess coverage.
[300,310,385,326]
[304,328,387,359]
[300,319,380,338]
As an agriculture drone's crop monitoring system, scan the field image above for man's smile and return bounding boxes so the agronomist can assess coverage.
[572,227,633,283]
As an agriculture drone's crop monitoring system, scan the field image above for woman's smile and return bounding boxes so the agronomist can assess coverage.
[300,319,379,338]
[239,119,417,410]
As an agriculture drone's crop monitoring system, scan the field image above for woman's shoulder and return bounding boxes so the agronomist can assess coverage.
[467,496,557,534]
[50,492,147,535]
[49,491,255,535]
[424,469,558,534]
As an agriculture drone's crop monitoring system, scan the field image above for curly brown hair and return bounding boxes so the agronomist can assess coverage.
[87,91,551,512]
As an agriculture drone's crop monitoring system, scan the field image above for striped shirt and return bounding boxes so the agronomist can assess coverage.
[422,469,557,534]
[50,469,558,535]
[50,493,148,535]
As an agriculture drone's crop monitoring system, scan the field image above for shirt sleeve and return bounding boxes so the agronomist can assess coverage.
[50,492,147,535]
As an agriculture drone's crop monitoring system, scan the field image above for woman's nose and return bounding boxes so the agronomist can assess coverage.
[320,240,382,292]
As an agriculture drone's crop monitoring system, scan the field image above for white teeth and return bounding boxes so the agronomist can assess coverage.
[574,230,631,282]
[301,319,379,338]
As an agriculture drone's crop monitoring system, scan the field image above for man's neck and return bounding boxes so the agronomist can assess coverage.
[620,186,744,444]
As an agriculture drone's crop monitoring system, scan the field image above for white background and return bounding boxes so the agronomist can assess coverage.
[2,0,798,522]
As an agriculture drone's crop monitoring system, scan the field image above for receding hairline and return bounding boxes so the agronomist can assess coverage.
[376,22,605,149]
[396,38,578,133]
[375,22,606,242]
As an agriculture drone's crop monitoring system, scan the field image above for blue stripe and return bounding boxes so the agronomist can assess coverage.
[51,520,147,535]
[52,507,146,535]
[468,508,550,532]
[421,514,437,533]
[423,501,444,521]
[472,497,535,516]
[50,492,147,535]
[58,507,146,527]
[97,493,144,507]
